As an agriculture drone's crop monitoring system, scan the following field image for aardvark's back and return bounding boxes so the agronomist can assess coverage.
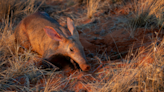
[14,12,60,55]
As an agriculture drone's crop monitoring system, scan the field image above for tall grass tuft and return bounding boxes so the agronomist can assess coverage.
[87,0,101,18]
[129,0,164,28]
[0,0,45,21]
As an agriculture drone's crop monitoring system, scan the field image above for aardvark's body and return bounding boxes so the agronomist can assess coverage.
[14,12,90,71]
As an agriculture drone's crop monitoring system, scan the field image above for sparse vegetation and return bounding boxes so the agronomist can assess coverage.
[0,0,45,21]
[0,0,163,92]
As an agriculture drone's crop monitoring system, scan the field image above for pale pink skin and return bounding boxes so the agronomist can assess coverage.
[14,12,90,71]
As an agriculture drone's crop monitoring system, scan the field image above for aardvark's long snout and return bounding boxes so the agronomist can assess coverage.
[79,62,90,71]
[73,57,90,71]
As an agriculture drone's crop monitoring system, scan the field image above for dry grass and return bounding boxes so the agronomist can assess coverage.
[87,0,101,18]
[97,39,164,91]
[0,0,45,22]
[0,0,48,91]
[0,0,164,92]
[126,0,164,37]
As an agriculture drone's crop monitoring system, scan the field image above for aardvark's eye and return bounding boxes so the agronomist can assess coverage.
[70,48,74,52]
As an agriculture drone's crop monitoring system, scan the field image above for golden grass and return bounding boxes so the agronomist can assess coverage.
[129,0,164,27]
[126,0,164,37]
[0,0,45,21]
[87,0,101,18]
[0,0,47,91]
[98,39,164,91]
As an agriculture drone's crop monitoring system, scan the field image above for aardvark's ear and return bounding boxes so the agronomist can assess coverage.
[43,26,62,41]
[67,17,79,38]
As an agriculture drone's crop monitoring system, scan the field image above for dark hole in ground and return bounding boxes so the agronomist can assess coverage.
[42,54,80,71]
